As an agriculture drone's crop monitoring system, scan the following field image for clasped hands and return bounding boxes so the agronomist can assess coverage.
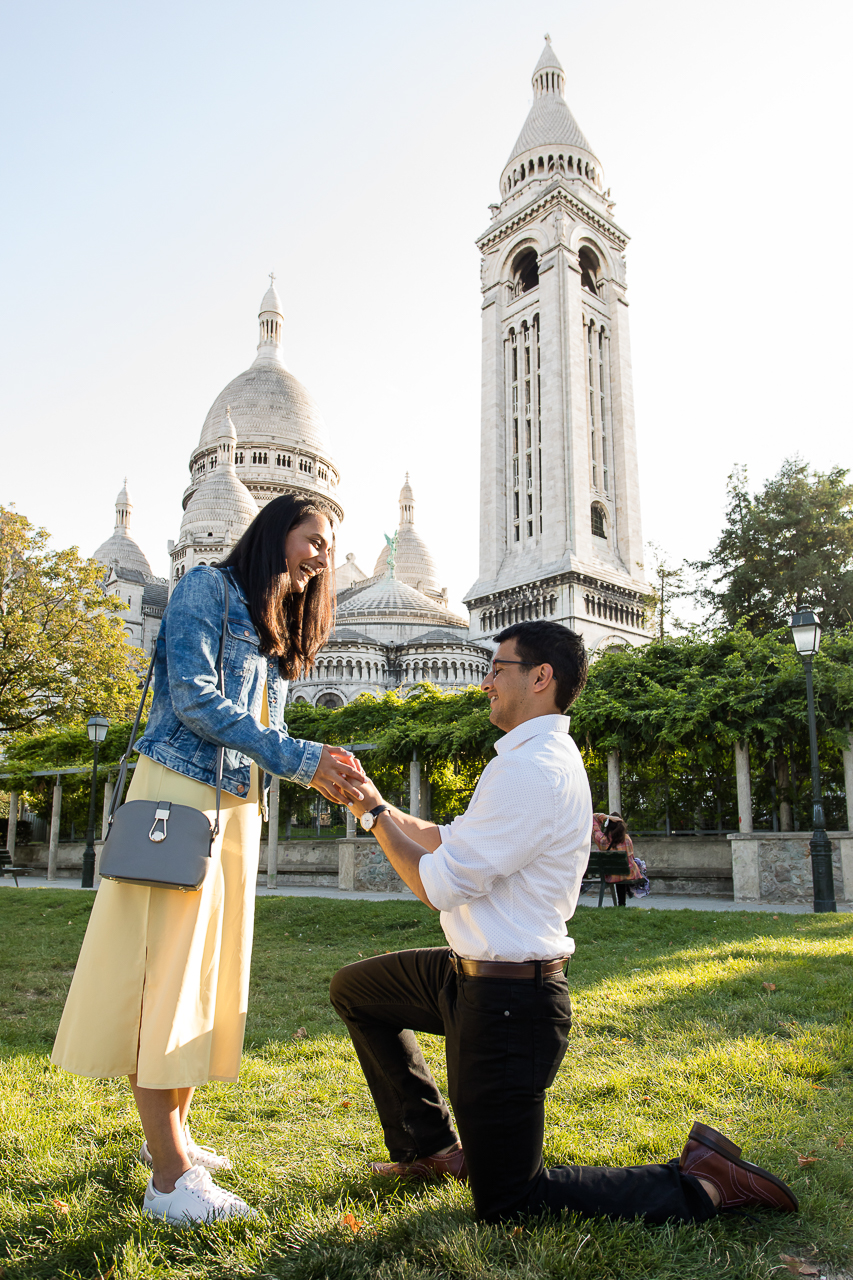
[311,746,384,813]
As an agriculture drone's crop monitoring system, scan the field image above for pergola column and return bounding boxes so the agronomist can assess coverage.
[48,778,62,881]
[409,752,421,817]
[734,741,753,833]
[843,731,853,832]
[607,750,622,815]
[6,791,19,858]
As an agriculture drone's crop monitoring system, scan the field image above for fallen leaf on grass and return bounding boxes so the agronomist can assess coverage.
[762,982,777,991]
[796,1155,819,1167]
[772,914,779,920]
[510,1226,524,1236]
[339,1100,351,1108]
[293,1028,307,1040]
[52,1198,70,1214]
[835,1136,845,1148]
[779,1256,819,1276]
[341,1212,362,1233]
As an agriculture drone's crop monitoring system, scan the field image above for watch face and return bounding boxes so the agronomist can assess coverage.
[360,812,374,831]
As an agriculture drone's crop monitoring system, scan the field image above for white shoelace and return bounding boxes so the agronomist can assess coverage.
[180,1166,246,1212]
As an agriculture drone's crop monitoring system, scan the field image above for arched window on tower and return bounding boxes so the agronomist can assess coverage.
[579,246,600,296]
[511,248,539,297]
[591,504,607,540]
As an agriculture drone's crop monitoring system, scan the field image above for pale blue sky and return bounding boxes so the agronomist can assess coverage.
[2,0,850,609]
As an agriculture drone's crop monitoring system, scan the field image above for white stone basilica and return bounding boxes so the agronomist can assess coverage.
[93,283,492,700]
[464,38,648,653]
[93,38,649,688]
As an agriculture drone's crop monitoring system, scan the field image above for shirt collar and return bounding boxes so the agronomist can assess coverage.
[494,713,571,755]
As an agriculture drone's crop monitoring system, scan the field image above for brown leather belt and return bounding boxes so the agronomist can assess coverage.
[449,955,566,980]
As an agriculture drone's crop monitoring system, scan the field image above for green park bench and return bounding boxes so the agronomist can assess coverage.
[0,850,31,887]
[581,848,632,907]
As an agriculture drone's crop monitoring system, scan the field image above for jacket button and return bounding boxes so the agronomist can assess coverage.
[237,785,245,794]
[244,630,250,637]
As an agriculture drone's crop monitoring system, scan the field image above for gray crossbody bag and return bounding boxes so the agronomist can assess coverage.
[99,576,230,892]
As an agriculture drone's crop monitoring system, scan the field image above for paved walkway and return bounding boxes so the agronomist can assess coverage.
[2,875,849,912]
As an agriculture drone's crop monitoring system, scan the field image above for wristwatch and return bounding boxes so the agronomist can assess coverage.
[360,804,391,832]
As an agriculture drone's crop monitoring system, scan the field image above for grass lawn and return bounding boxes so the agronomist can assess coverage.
[0,892,851,1279]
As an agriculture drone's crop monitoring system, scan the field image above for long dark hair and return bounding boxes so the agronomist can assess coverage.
[603,814,628,849]
[218,493,336,678]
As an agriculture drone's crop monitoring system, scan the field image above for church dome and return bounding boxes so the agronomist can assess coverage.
[93,480,153,576]
[372,474,442,594]
[337,577,464,626]
[197,366,331,457]
[183,279,342,522]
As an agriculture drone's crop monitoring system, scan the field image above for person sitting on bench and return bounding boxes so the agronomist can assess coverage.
[591,811,642,906]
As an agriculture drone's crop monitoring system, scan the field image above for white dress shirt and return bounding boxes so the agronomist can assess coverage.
[418,714,592,962]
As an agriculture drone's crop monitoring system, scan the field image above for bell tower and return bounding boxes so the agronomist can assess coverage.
[464,38,649,653]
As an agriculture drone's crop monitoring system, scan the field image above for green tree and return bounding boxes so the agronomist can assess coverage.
[643,542,690,639]
[0,507,144,739]
[693,460,853,633]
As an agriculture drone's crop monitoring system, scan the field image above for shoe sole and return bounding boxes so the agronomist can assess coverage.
[370,1162,467,1183]
[686,1123,799,1211]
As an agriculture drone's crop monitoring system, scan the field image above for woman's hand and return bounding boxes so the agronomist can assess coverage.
[309,745,366,805]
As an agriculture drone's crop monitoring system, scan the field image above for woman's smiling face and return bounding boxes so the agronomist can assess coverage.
[284,512,333,593]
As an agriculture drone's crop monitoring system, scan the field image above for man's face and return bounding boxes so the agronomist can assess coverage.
[480,638,535,732]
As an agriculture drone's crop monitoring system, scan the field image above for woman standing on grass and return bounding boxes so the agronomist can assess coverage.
[52,494,364,1224]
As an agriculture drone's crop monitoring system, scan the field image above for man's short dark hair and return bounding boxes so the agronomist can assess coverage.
[494,620,588,712]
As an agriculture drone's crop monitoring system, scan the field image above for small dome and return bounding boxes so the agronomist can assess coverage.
[180,428,259,538]
[373,525,440,592]
[92,529,152,575]
[93,476,151,574]
[533,36,563,75]
[259,280,283,316]
[372,474,442,593]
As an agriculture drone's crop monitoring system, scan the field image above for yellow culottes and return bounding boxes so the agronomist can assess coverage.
[51,754,262,1089]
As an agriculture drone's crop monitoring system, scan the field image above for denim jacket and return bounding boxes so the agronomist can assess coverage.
[135,565,322,800]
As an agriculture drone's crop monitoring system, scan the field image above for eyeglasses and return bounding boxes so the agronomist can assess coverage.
[486,659,534,678]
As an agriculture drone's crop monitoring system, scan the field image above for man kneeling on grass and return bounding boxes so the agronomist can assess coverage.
[330,620,798,1226]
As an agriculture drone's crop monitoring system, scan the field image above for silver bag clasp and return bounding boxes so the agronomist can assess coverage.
[148,803,172,843]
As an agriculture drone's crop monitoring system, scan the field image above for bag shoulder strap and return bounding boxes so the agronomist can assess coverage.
[108,571,231,835]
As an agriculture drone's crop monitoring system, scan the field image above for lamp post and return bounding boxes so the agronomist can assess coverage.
[789,611,837,913]
[81,716,109,889]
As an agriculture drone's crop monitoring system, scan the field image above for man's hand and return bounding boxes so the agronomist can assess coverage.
[348,773,384,818]
[310,746,365,805]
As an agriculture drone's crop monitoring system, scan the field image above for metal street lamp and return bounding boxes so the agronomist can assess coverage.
[789,611,837,913]
[81,716,109,889]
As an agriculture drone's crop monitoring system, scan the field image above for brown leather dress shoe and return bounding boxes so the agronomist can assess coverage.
[680,1122,798,1212]
[370,1144,468,1183]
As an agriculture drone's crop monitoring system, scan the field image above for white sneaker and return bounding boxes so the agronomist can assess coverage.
[142,1166,255,1223]
[139,1126,232,1172]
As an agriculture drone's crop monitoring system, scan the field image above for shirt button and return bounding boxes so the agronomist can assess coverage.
[504,1011,510,1017]
[244,630,250,637]
[237,785,245,794]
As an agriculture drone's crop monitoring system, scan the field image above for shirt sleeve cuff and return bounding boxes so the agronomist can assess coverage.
[418,850,457,913]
